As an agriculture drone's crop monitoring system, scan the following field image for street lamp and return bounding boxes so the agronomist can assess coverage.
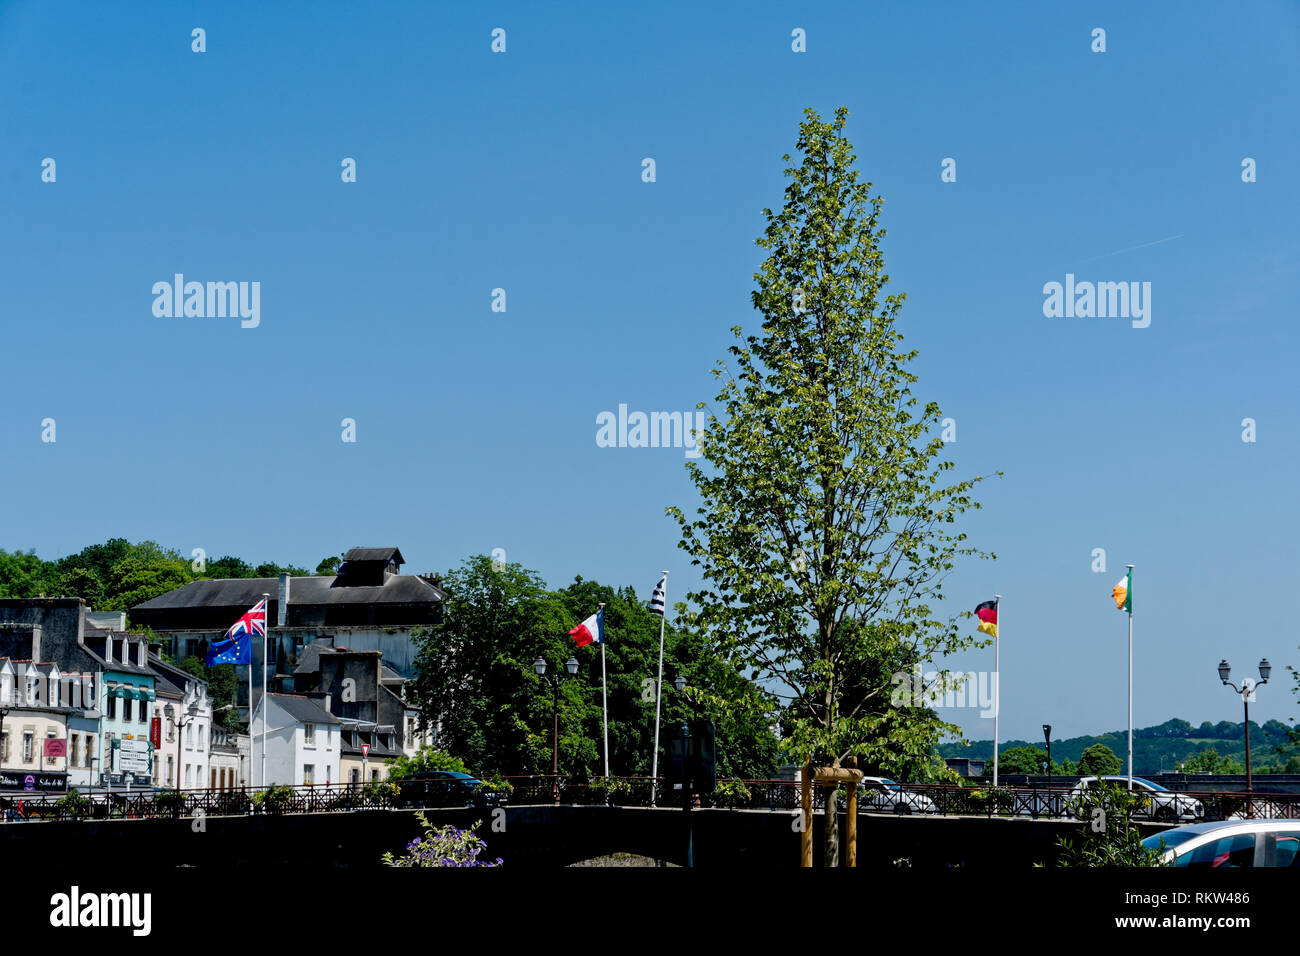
[533,656,579,804]
[1218,658,1270,816]
[1042,724,1053,799]
[673,675,686,694]
[164,702,200,791]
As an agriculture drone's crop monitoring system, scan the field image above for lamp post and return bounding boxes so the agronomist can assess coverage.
[1218,658,1270,817]
[1042,724,1053,810]
[533,656,579,804]
[164,702,200,790]
[672,674,693,867]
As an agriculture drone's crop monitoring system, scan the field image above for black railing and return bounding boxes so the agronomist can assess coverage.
[3,778,1298,823]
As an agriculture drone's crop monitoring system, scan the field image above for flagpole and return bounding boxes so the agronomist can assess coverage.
[1126,566,1133,790]
[261,592,269,792]
[650,572,669,806]
[993,594,1001,789]
[247,656,253,788]
[599,603,609,780]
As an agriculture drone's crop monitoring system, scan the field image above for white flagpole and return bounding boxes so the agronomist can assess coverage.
[1126,565,1133,790]
[599,603,609,780]
[993,594,1001,789]
[650,572,669,806]
[261,592,269,791]
[247,653,253,788]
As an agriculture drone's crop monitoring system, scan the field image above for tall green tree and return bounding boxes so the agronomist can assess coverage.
[668,107,993,864]
[1077,743,1123,777]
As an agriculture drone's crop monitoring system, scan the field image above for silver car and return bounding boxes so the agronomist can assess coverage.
[1070,776,1203,822]
[1142,819,1300,866]
[857,776,938,815]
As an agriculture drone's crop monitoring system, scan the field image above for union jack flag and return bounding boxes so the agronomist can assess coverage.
[225,598,267,640]
[205,598,265,666]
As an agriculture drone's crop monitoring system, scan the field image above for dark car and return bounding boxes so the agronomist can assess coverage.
[395,771,503,809]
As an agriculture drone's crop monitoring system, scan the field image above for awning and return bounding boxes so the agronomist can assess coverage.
[138,688,155,701]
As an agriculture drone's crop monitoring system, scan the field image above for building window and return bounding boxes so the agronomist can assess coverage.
[350,768,359,784]
[23,732,34,763]
[303,723,315,744]
[1,731,8,761]
[85,736,94,768]
[71,734,80,768]
[303,764,315,785]
[210,767,216,789]
[106,695,117,720]
[123,697,133,722]
[45,732,56,765]
[184,764,191,787]
[370,769,379,782]
[167,755,173,785]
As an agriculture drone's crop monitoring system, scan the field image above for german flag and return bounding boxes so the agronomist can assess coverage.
[974,600,998,637]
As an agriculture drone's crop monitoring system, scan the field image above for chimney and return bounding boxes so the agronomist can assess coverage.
[277,573,291,627]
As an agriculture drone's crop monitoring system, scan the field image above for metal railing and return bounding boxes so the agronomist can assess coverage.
[3,777,1297,823]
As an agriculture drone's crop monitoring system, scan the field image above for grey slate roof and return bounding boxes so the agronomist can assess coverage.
[342,547,404,564]
[132,574,443,611]
[267,693,340,725]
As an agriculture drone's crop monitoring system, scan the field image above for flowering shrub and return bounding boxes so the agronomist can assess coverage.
[382,811,502,867]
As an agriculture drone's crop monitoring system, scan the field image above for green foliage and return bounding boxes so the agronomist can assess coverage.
[1077,743,1123,777]
[363,780,400,804]
[315,555,342,575]
[56,788,89,818]
[406,555,781,781]
[996,746,1069,776]
[1056,783,1166,867]
[587,777,633,802]
[1180,747,1244,774]
[253,784,295,813]
[381,811,502,867]
[666,107,993,864]
[712,778,753,808]
[387,747,471,781]
[154,789,188,814]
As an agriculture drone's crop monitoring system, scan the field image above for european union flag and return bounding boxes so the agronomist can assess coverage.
[206,632,251,666]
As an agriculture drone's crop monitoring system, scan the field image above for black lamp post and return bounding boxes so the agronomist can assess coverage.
[534,656,579,804]
[1219,658,1270,817]
[1042,724,1053,801]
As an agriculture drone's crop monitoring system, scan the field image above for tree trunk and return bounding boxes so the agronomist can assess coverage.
[823,782,839,866]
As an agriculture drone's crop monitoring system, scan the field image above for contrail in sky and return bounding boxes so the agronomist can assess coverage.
[1081,234,1185,262]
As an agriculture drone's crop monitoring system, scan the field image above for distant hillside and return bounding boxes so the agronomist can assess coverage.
[940,718,1300,775]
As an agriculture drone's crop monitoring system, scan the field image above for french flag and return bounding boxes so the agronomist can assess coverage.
[569,607,605,647]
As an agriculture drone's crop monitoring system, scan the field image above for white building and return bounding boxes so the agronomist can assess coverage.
[250,692,340,787]
[149,654,213,790]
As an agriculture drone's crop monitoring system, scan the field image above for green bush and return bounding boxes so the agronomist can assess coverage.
[363,780,400,804]
[253,784,295,813]
[712,778,752,808]
[387,747,471,781]
[154,789,188,814]
[56,788,89,819]
[1056,782,1166,866]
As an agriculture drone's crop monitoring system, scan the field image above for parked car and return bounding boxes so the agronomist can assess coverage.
[857,776,938,815]
[394,771,503,809]
[1069,775,1202,822]
[1141,819,1300,866]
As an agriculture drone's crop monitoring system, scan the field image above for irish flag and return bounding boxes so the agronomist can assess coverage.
[569,607,605,647]
[1112,570,1132,612]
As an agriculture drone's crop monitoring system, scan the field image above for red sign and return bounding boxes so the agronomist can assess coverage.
[361,744,370,758]
[150,716,162,748]
[43,738,66,758]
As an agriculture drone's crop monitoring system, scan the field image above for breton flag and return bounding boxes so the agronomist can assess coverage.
[569,607,606,647]
[649,575,667,616]
[206,598,265,666]
[1112,570,1132,613]
[974,600,998,638]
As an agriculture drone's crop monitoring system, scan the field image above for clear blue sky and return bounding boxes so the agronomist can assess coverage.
[2,1,1296,746]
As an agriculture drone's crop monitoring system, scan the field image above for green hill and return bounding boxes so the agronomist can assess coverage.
[940,718,1300,775]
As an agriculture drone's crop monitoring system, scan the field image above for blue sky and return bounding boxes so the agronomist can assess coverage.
[2,1,1297,746]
